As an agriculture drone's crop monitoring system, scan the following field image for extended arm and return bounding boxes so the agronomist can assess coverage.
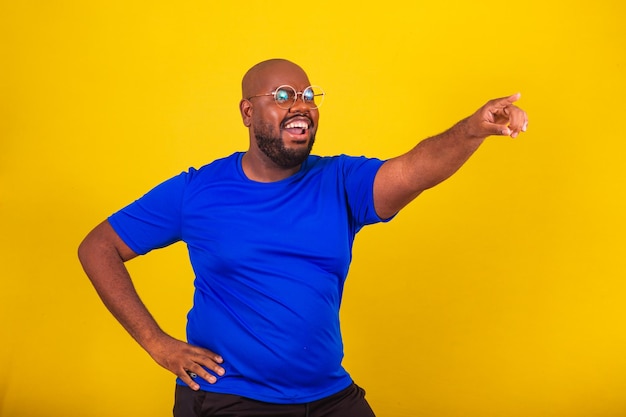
[373,93,528,219]
[77,220,224,390]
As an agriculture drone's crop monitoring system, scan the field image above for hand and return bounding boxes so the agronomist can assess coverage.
[146,334,225,391]
[467,93,529,139]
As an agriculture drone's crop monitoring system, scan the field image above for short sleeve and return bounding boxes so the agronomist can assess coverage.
[108,172,187,255]
[338,155,393,229]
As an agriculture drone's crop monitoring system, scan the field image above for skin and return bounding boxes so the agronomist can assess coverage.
[239,59,320,181]
[78,58,528,391]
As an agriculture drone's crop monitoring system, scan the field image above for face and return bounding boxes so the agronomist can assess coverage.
[241,60,320,169]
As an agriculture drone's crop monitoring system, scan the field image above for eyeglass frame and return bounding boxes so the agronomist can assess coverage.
[246,85,325,110]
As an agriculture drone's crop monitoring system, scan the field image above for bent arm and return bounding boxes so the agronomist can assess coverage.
[77,220,224,390]
[373,94,528,219]
[78,220,163,348]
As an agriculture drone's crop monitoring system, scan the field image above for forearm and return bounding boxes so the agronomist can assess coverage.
[403,117,485,191]
[374,118,485,218]
[77,223,167,354]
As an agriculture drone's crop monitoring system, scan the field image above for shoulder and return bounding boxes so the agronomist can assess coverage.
[184,152,243,181]
[304,154,385,174]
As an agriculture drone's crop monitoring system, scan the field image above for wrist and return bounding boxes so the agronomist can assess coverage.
[452,117,488,143]
[137,327,171,356]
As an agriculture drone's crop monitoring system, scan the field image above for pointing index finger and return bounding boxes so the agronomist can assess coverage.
[492,92,521,109]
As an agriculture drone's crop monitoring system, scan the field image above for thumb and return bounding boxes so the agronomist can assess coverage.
[480,120,512,137]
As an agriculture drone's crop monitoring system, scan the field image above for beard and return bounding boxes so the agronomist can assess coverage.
[254,122,316,169]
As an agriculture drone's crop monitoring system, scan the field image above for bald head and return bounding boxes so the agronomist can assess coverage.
[241,59,311,99]
[238,59,320,175]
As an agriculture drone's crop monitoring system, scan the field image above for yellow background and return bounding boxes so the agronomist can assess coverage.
[2,1,625,416]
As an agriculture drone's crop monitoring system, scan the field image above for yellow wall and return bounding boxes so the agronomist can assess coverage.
[2,1,625,416]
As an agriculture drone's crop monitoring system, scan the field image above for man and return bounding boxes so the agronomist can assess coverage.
[78,58,528,416]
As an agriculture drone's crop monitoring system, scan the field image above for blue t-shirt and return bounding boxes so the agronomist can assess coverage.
[108,152,389,403]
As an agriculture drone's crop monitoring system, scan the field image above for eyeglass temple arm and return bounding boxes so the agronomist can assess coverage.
[246,93,274,100]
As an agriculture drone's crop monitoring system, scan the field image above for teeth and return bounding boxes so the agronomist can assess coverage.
[284,121,308,130]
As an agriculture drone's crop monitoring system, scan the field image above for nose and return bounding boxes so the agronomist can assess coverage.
[289,93,310,113]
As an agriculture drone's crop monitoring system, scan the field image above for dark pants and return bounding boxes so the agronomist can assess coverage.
[173,383,376,417]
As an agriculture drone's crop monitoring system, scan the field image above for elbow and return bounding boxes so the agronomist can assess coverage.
[78,220,138,266]
[77,236,90,265]
[77,231,99,271]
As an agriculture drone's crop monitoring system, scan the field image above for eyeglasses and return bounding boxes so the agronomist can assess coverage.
[247,85,325,110]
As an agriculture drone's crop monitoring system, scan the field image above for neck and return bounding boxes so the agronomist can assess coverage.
[241,152,301,182]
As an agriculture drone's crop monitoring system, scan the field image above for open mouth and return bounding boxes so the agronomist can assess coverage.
[281,117,312,138]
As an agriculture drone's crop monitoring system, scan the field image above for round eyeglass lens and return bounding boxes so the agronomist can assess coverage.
[274,87,293,106]
[304,86,324,109]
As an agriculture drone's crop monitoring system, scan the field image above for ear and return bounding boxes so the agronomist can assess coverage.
[239,99,253,127]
